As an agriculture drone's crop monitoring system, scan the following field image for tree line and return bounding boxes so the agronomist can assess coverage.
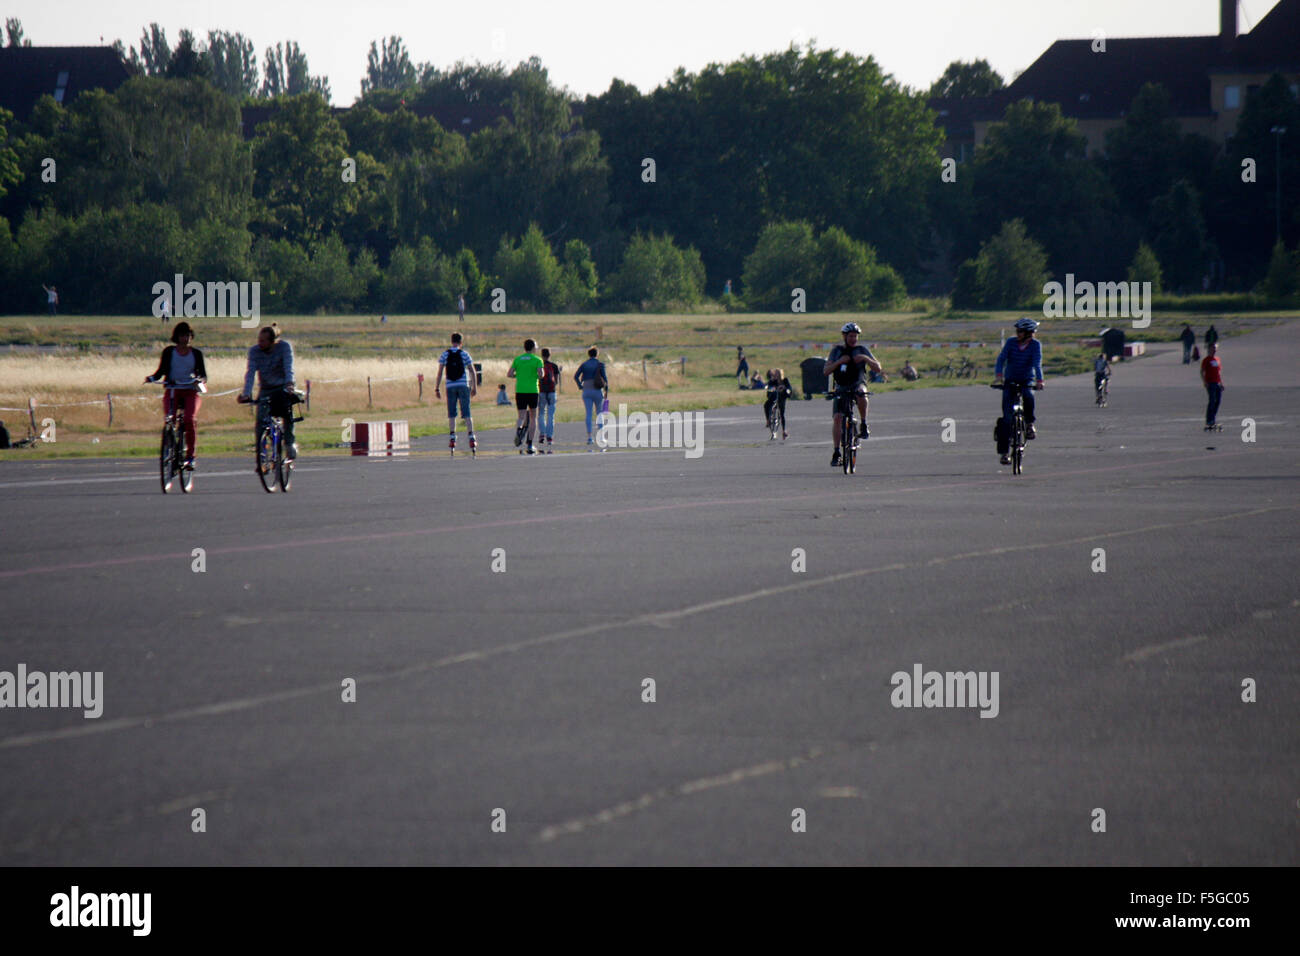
[0,24,1296,314]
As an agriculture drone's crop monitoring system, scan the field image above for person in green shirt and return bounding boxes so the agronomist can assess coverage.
[508,338,544,454]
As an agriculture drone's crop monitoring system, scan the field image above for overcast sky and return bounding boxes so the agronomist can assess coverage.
[9,0,1283,102]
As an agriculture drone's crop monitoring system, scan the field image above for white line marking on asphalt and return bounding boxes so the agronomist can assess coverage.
[1122,635,1210,663]
[0,466,340,489]
[535,747,828,843]
[1,503,1290,751]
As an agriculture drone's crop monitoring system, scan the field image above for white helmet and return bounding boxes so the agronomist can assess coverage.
[1015,317,1039,332]
[841,322,862,335]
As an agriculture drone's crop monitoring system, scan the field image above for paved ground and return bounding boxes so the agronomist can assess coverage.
[0,324,1296,865]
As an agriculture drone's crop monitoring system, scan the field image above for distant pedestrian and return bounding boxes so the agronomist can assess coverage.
[573,346,608,448]
[159,292,172,325]
[1200,343,1224,430]
[736,346,749,385]
[1180,324,1195,364]
[723,278,732,296]
[42,283,58,316]
[434,331,478,455]
[495,383,510,405]
[537,347,562,454]
[457,293,465,322]
[508,338,544,455]
[1205,324,1219,349]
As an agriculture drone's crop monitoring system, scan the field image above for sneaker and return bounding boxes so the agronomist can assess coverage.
[1000,454,1012,465]
[782,430,788,440]
[449,434,457,449]
[830,450,842,467]
[514,424,526,447]
[526,442,536,455]
[468,434,478,450]
[1026,424,1036,440]
[184,457,196,470]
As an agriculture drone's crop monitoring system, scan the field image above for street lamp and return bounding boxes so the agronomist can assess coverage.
[1270,126,1286,245]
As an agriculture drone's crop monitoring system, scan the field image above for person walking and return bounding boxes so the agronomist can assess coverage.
[573,347,608,448]
[508,338,544,455]
[1179,324,1195,364]
[1200,342,1224,430]
[434,331,478,455]
[537,347,562,454]
[42,283,58,316]
[457,292,465,322]
[735,346,749,386]
[1205,324,1219,349]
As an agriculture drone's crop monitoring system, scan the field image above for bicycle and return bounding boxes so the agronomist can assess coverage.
[765,387,786,441]
[957,356,978,379]
[243,389,301,493]
[157,382,203,494]
[992,382,1030,475]
[1095,375,1109,407]
[832,386,867,475]
[936,358,956,379]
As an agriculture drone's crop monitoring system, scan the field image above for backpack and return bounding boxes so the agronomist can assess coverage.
[540,361,558,391]
[445,348,466,382]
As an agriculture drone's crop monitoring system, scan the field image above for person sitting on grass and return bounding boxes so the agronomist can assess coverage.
[496,383,510,406]
[901,360,919,381]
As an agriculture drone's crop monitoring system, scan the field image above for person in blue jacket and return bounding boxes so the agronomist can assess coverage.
[992,317,1045,465]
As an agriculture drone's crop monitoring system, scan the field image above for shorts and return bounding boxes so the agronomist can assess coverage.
[445,383,471,419]
[515,392,539,410]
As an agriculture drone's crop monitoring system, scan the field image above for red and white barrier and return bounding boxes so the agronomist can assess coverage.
[1123,342,1146,357]
[352,420,410,456]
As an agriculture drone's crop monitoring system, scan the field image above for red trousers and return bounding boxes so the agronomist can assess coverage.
[164,389,201,456]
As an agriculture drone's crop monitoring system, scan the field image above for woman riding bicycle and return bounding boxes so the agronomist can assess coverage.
[992,317,1044,465]
[144,321,207,469]
[762,368,793,439]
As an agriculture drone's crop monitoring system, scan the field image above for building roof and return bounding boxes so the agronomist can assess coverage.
[0,46,131,118]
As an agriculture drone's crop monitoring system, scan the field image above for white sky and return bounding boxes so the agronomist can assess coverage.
[9,0,1284,103]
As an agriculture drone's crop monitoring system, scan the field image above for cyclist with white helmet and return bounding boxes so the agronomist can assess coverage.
[992,317,1045,465]
[823,322,882,467]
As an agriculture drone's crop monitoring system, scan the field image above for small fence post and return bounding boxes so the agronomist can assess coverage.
[680,356,686,377]
[107,393,113,427]
[642,359,648,384]
[418,373,424,401]
[367,376,373,408]
[28,397,37,434]
[305,379,311,411]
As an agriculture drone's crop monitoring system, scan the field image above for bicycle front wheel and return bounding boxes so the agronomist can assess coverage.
[160,427,176,493]
[278,443,293,492]
[1012,417,1024,475]
[257,426,279,492]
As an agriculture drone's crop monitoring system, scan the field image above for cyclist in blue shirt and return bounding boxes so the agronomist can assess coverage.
[823,322,882,467]
[992,317,1045,465]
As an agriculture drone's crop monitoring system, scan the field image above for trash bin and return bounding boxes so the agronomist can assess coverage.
[473,362,483,387]
[800,357,829,400]
[1101,328,1126,362]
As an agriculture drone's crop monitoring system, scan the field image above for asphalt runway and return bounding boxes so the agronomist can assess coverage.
[0,324,1296,865]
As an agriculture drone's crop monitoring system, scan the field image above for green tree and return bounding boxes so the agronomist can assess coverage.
[361,36,417,93]
[251,93,354,243]
[129,24,171,76]
[5,17,29,46]
[1150,180,1209,291]
[558,238,598,311]
[1126,241,1164,293]
[607,233,705,309]
[970,99,1121,278]
[928,59,1004,99]
[1259,240,1298,299]
[493,223,563,311]
[207,31,259,99]
[954,219,1049,309]
[741,221,819,311]
[261,41,330,101]
[165,31,212,81]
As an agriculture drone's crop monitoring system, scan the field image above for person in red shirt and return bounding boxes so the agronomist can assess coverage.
[1200,343,1224,429]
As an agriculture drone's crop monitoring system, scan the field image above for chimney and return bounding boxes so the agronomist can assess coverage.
[1220,0,1238,43]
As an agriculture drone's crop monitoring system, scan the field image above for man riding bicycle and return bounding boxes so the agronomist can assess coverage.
[824,322,882,467]
[1093,351,1111,399]
[992,317,1044,465]
[237,325,298,462]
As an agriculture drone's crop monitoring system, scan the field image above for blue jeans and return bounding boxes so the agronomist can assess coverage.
[582,388,603,436]
[1205,383,1223,426]
[445,383,471,420]
[1001,382,1036,424]
[538,391,557,438]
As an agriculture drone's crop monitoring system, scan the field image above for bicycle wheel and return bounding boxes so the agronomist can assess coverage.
[160,426,176,493]
[842,415,852,475]
[278,439,293,492]
[1012,415,1024,475]
[257,425,278,492]
[179,443,194,493]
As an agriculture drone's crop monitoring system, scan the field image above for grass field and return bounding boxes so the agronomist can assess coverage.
[1,310,1287,458]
